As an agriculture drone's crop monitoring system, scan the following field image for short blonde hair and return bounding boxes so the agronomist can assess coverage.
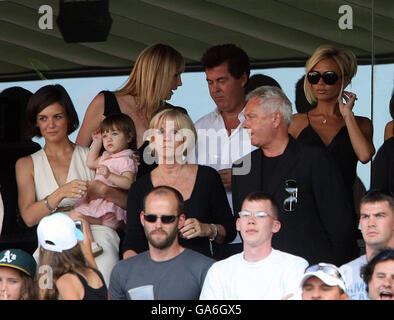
[116,43,185,122]
[148,108,196,158]
[304,45,357,104]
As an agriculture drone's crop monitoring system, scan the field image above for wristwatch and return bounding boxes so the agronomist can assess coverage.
[44,195,57,213]
[209,223,218,241]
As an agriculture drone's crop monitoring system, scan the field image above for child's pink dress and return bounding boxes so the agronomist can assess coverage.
[74,149,137,229]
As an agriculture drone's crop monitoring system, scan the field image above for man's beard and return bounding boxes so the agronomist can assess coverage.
[145,227,178,250]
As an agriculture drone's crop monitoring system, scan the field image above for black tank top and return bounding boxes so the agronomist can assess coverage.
[68,268,108,300]
[297,112,358,225]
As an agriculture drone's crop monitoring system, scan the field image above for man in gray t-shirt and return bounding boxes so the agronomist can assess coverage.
[109,186,214,300]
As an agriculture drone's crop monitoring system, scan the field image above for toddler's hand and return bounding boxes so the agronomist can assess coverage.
[97,165,110,179]
[91,128,102,143]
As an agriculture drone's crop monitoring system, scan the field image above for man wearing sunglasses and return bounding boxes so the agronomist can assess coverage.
[109,186,214,300]
[232,85,358,267]
[200,192,308,300]
[301,263,349,300]
[340,191,394,300]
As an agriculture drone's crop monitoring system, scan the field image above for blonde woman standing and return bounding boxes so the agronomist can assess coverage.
[289,45,375,231]
[76,43,186,178]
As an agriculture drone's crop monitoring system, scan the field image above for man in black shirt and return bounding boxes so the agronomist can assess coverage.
[232,86,358,266]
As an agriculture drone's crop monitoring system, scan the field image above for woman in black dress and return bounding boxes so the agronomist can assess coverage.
[288,45,375,229]
[122,109,236,260]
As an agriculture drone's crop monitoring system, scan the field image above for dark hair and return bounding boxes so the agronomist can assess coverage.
[100,114,137,150]
[0,86,33,142]
[26,84,79,139]
[143,185,184,215]
[295,75,317,113]
[201,44,251,79]
[245,74,281,95]
[389,92,394,122]
[360,248,394,292]
[360,190,394,213]
[243,191,280,218]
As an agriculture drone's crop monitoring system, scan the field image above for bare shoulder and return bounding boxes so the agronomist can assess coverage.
[289,113,308,138]
[15,155,33,173]
[56,273,84,299]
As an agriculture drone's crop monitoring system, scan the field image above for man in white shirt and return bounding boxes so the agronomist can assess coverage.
[340,191,394,300]
[191,44,257,258]
[200,192,308,300]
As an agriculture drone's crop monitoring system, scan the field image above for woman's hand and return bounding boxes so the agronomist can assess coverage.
[57,179,88,199]
[179,218,211,239]
[339,90,357,118]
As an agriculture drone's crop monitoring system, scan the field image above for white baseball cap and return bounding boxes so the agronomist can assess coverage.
[300,263,347,292]
[37,213,79,253]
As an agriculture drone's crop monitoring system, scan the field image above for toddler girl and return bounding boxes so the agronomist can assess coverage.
[72,114,137,256]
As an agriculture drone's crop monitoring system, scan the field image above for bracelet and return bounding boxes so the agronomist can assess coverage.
[44,195,57,213]
[209,223,218,241]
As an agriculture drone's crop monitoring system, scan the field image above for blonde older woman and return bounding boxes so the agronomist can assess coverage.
[76,43,186,178]
[289,45,375,231]
[122,109,236,260]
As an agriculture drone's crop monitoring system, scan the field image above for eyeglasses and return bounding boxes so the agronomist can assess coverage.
[143,214,179,224]
[305,263,344,281]
[238,210,277,220]
[283,179,297,212]
[307,71,339,85]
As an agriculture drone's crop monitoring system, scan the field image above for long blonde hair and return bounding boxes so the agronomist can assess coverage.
[304,45,357,104]
[116,43,185,122]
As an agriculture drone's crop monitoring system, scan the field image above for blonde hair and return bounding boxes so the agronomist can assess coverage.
[148,108,196,158]
[304,45,357,104]
[116,43,185,122]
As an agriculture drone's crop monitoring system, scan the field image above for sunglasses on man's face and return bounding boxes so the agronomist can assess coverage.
[307,71,339,85]
[143,214,179,224]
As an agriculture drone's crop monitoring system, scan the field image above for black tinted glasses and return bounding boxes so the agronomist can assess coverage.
[143,214,179,224]
[307,71,339,85]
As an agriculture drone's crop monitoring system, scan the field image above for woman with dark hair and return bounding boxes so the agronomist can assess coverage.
[289,45,375,230]
[15,84,123,285]
[76,43,186,179]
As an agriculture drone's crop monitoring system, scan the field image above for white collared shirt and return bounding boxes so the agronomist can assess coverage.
[188,108,257,243]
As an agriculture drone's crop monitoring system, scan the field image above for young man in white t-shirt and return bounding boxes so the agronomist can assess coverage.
[200,192,308,300]
[340,191,394,300]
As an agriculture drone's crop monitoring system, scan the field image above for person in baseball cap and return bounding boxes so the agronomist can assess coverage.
[36,213,108,300]
[37,212,83,253]
[301,263,349,300]
[0,249,37,300]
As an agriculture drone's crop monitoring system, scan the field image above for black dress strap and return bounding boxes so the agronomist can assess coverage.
[100,90,121,116]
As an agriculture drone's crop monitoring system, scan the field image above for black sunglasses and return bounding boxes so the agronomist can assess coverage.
[307,71,339,85]
[143,214,179,224]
